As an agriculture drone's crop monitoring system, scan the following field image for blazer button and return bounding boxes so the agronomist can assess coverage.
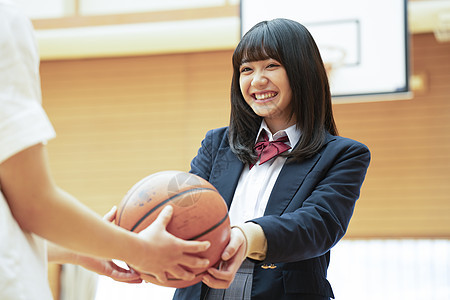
[261,264,277,269]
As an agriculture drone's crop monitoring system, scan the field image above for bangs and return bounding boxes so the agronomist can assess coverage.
[233,22,282,67]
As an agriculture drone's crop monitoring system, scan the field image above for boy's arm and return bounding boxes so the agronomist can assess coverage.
[0,143,210,284]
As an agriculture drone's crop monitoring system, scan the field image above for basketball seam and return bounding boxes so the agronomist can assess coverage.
[187,213,229,241]
[130,187,218,232]
[117,175,156,226]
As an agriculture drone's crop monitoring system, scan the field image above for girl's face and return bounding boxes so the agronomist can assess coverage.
[239,58,295,133]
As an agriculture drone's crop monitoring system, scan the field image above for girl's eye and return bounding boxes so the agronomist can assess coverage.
[267,63,280,69]
[240,67,252,73]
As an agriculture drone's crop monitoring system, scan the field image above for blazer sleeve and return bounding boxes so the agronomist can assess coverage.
[189,127,227,181]
[252,137,371,263]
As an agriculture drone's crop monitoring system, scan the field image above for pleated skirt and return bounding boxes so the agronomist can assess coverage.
[203,259,254,300]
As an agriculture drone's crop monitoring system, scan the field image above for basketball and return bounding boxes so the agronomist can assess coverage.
[115,170,231,288]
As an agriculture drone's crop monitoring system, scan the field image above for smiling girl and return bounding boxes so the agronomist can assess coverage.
[173,18,371,300]
[239,58,294,131]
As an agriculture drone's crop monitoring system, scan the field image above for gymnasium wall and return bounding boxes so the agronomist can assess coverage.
[40,32,450,239]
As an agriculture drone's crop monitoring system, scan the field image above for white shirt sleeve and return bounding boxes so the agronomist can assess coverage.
[0,1,55,164]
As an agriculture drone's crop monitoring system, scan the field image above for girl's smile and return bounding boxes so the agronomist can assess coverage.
[253,91,278,101]
[239,58,295,132]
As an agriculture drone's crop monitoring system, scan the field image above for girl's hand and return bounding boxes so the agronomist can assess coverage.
[201,227,247,289]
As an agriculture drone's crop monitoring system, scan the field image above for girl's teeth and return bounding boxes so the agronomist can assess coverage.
[255,92,276,100]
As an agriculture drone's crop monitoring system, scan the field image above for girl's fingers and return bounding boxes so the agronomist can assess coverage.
[202,272,232,289]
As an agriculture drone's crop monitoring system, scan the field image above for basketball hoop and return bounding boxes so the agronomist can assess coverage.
[320,45,347,77]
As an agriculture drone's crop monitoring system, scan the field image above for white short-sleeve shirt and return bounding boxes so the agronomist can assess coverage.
[0,1,56,299]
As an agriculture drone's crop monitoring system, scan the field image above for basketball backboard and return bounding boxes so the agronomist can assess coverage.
[240,0,411,103]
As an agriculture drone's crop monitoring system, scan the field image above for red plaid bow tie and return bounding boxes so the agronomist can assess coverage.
[252,130,291,168]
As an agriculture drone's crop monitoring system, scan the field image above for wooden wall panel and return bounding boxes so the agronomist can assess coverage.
[40,34,449,238]
[41,51,232,213]
[333,33,450,238]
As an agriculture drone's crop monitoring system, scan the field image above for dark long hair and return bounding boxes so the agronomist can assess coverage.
[229,18,338,164]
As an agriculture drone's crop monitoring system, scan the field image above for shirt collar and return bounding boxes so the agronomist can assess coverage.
[255,120,301,148]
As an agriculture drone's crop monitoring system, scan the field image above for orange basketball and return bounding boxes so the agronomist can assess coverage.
[115,170,231,288]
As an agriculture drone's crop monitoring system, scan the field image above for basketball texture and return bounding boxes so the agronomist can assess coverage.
[115,170,231,288]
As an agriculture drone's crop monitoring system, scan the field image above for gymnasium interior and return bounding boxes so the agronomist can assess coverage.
[14,0,450,299]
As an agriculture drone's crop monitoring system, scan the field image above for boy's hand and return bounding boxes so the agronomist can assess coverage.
[128,205,211,284]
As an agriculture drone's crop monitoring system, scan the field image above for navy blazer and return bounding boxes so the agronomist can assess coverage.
[173,127,370,300]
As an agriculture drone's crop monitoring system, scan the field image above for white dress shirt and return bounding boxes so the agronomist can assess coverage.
[229,121,301,226]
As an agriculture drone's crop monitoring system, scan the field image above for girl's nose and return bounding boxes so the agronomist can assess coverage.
[251,72,268,88]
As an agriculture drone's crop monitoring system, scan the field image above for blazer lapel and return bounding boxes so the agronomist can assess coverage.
[209,147,244,208]
[264,154,321,216]
[264,133,336,216]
